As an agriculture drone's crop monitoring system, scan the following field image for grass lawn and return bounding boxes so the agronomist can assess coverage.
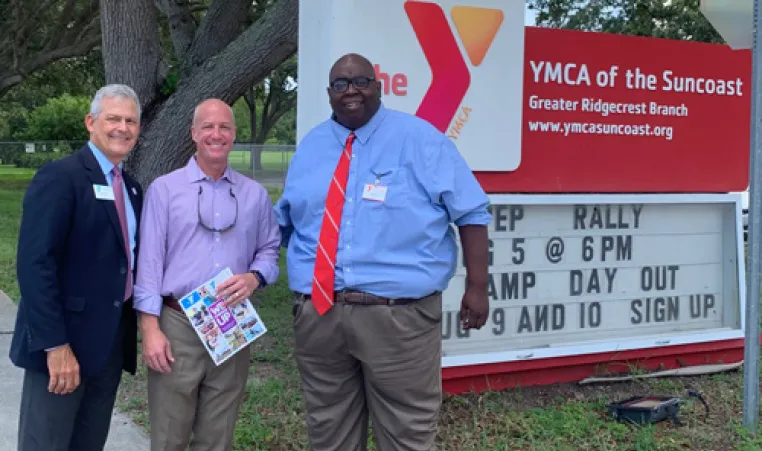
[228,149,294,175]
[3,164,762,449]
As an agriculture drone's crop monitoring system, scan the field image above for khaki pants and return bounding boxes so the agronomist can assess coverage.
[293,293,443,451]
[147,306,251,451]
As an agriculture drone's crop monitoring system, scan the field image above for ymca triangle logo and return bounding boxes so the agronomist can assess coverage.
[404,1,504,133]
[450,6,504,67]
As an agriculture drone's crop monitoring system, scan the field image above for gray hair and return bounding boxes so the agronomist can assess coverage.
[89,84,141,119]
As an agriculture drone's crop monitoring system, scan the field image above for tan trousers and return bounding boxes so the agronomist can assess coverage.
[147,306,251,451]
[293,292,443,451]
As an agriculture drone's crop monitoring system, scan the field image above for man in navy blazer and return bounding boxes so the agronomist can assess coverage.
[10,84,143,451]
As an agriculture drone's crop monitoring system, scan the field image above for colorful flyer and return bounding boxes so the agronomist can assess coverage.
[178,267,268,365]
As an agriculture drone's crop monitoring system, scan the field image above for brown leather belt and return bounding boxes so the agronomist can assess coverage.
[162,295,182,312]
[294,290,433,306]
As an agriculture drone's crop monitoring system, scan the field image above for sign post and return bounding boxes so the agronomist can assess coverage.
[743,0,762,433]
[701,0,761,433]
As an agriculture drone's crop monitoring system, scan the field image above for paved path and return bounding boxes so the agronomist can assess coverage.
[0,290,150,450]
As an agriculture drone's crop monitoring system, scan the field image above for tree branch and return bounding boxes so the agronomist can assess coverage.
[182,0,251,73]
[41,0,78,51]
[129,0,298,187]
[156,0,197,60]
[0,31,100,96]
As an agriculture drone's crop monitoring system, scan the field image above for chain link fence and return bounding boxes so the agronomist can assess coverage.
[0,141,294,187]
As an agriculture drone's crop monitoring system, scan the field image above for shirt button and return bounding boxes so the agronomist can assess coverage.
[215,237,220,242]
[215,212,220,217]
[347,220,352,225]
[348,198,353,203]
[346,268,352,272]
[215,263,220,268]
[346,245,351,249]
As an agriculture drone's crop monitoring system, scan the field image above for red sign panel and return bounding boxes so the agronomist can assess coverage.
[476,27,751,193]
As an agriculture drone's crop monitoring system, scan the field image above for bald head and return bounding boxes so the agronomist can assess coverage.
[193,98,235,126]
[329,53,375,84]
[327,53,381,130]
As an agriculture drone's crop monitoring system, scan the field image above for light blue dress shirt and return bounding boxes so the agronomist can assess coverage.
[88,141,137,270]
[275,104,492,298]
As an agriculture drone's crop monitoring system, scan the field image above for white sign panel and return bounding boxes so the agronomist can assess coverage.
[442,194,745,368]
[296,0,526,172]
[700,0,753,50]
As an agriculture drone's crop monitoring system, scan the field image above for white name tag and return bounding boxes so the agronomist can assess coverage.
[362,184,387,202]
[93,184,115,201]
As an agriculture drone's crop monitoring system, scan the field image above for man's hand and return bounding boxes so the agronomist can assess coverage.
[47,344,80,395]
[141,316,174,374]
[216,272,259,307]
[460,286,489,330]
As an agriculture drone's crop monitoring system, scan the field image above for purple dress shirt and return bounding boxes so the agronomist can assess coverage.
[133,156,280,316]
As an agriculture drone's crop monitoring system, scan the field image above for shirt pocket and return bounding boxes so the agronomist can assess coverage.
[362,166,410,209]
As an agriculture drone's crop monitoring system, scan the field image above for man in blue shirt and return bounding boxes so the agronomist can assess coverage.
[276,53,491,451]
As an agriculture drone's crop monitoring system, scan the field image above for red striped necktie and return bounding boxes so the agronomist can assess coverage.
[311,132,356,315]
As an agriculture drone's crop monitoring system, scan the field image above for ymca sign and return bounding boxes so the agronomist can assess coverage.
[297,0,526,172]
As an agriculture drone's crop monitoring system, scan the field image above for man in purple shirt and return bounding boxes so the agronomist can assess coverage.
[133,98,280,451]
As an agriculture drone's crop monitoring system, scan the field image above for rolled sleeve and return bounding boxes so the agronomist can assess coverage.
[428,138,492,227]
[274,196,293,249]
[133,181,169,316]
[248,190,281,285]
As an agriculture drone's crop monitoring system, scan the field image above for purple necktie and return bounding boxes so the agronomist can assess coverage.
[112,167,132,301]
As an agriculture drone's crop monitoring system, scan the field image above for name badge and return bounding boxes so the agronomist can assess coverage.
[362,184,387,202]
[93,184,115,201]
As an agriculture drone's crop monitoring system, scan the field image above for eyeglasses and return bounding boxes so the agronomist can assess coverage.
[197,185,238,233]
[329,76,375,92]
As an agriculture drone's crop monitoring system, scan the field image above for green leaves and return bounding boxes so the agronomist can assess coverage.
[14,94,90,141]
[527,0,724,44]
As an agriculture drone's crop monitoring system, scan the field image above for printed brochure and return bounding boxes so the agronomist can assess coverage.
[178,267,267,365]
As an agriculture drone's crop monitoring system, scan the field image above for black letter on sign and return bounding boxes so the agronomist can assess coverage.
[510,206,524,231]
[494,206,508,232]
[574,205,586,229]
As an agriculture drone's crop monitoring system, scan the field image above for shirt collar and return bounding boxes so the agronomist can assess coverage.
[330,102,388,146]
[184,155,235,184]
[88,141,122,176]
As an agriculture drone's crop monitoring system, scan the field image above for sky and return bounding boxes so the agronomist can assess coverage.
[525,3,537,26]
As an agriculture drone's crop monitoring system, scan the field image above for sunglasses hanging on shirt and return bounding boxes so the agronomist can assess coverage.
[197,185,238,233]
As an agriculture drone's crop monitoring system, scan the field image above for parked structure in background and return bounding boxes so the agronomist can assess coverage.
[0,141,294,189]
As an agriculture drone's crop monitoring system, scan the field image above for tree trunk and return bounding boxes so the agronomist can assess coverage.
[121,0,298,188]
[100,0,163,115]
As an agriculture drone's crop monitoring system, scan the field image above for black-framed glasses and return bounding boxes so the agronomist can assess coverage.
[197,185,238,233]
[329,76,375,92]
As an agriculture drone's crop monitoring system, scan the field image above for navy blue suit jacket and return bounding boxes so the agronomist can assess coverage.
[9,145,141,377]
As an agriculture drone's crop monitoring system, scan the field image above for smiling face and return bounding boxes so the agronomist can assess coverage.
[191,99,236,167]
[327,54,382,130]
[85,95,140,165]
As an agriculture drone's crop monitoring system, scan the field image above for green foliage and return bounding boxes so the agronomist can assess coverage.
[14,94,90,141]
[271,107,296,144]
[233,99,253,142]
[527,0,724,44]
[160,68,180,96]
[244,55,298,145]
[11,151,69,169]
